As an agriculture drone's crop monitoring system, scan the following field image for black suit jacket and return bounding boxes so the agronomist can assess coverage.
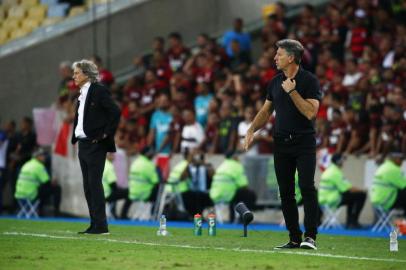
[71,83,120,152]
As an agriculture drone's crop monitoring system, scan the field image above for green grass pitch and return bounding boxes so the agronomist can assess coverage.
[0,219,405,270]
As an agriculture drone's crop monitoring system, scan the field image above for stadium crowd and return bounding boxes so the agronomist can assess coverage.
[51,1,406,159]
[0,0,405,219]
[56,0,406,159]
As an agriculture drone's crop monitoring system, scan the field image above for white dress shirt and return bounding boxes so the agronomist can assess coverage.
[75,81,91,139]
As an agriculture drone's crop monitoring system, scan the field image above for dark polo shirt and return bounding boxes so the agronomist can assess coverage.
[266,67,321,137]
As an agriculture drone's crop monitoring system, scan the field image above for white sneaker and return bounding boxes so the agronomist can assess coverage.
[300,237,317,250]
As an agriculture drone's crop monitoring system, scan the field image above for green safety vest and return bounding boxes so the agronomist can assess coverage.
[318,164,351,208]
[166,160,189,193]
[102,159,117,198]
[371,159,406,210]
[209,158,248,203]
[129,155,159,201]
[15,158,49,200]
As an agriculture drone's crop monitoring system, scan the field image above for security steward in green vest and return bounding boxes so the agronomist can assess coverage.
[371,152,406,214]
[14,148,61,216]
[102,153,131,219]
[167,149,213,218]
[318,153,366,228]
[129,146,159,203]
[210,150,256,222]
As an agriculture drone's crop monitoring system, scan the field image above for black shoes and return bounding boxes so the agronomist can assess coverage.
[78,226,109,235]
[275,237,317,250]
[274,241,301,249]
[300,237,317,250]
[78,226,93,234]
[86,228,109,235]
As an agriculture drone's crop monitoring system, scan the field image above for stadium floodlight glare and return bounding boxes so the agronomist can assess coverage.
[234,202,254,237]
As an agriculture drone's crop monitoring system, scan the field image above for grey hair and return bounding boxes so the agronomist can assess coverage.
[276,39,304,64]
[72,59,99,83]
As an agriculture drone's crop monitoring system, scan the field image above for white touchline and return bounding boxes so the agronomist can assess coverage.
[3,231,405,263]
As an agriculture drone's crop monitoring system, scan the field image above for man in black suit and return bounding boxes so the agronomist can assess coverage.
[71,59,120,234]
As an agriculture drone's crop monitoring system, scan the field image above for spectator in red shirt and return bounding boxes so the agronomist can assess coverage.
[321,5,348,61]
[140,69,168,117]
[346,9,369,58]
[258,54,277,86]
[160,105,184,154]
[166,32,190,72]
[91,55,115,87]
[326,109,346,153]
[123,76,143,103]
[170,71,193,99]
[203,112,219,154]
[150,50,172,85]
[244,65,264,104]
[183,52,215,85]
[205,38,229,68]
[377,105,405,157]
[57,61,78,106]
[172,87,194,112]
[57,61,74,98]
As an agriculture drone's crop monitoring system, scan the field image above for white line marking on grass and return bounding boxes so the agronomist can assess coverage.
[3,231,405,263]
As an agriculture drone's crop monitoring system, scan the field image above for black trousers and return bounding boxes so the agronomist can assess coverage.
[339,190,366,226]
[78,140,108,229]
[274,134,318,242]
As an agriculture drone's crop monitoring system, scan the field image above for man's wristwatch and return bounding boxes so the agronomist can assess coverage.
[288,89,296,95]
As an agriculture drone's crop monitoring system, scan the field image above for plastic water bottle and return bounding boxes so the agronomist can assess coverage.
[390,229,398,252]
[157,215,168,236]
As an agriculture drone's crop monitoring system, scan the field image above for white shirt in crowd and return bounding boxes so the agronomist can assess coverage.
[75,81,91,139]
[180,122,205,153]
[382,51,394,69]
[342,72,362,87]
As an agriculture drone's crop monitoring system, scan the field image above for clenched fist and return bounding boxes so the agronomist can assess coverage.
[282,78,296,93]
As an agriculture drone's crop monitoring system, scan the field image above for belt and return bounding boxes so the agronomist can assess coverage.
[274,133,312,142]
[78,138,94,143]
[274,134,299,142]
